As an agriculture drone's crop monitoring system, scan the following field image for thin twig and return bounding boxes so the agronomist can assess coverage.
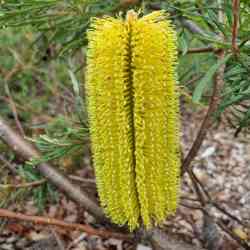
[0,96,39,114]
[0,179,46,189]
[185,166,250,249]
[188,169,245,227]
[232,0,240,54]
[187,169,207,206]
[179,17,211,37]
[186,170,250,249]
[68,175,97,190]
[182,49,226,174]
[212,202,245,227]
[239,37,250,48]
[181,0,226,172]
[0,208,132,241]
[190,169,212,201]
[180,201,204,211]
[4,63,22,82]
[185,75,203,86]
[180,47,221,55]
[216,220,250,249]
[0,154,18,174]
[4,82,25,136]
[68,175,96,185]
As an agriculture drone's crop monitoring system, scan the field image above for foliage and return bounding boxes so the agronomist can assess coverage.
[29,115,88,165]
[0,162,57,211]
[18,164,58,211]
[0,0,122,57]
[219,54,250,135]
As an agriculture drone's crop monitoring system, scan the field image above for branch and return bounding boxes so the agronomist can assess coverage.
[179,17,209,37]
[0,179,46,189]
[216,220,250,249]
[183,165,249,249]
[232,0,240,54]
[183,47,221,54]
[68,175,97,189]
[4,94,25,137]
[0,116,107,224]
[0,208,132,241]
[182,50,226,173]
[182,0,227,173]
[0,154,19,174]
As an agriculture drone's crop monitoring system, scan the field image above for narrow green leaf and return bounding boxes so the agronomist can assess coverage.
[192,54,231,102]
[179,32,188,55]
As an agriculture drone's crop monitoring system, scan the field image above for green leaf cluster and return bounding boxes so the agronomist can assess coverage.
[0,0,121,56]
[28,115,88,166]
[218,54,250,135]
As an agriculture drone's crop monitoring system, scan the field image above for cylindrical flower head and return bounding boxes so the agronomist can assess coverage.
[86,10,180,230]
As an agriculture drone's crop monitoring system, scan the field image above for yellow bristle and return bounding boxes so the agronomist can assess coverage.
[86,10,180,230]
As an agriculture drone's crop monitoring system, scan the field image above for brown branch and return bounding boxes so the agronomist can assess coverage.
[4,63,22,82]
[212,202,245,227]
[186,47,215,54]
[183,165,249,249]
[68,175,96,185]
[0,208,132,241]
[179,47,221,55]
[179,17,212,37]
[5,95,25,137]
[0,116,107,224]
[182,0,227,173]
[187,47,220,54]
[182,49,226,173]
[190,169,246,227]
[0,179,46,189]
[180,201,203,211]
[239,37,250,48]
[0,154,18,174]
[187,170,207,206]
[232,0,240,54]
[216,220,250,249]
[182,172,250,249]
[68,175,97,190]
[1,176,96,190]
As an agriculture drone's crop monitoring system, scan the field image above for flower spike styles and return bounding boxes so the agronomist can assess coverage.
[86,10,180,230]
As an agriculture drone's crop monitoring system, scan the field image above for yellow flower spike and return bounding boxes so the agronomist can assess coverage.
[86,10,180,230]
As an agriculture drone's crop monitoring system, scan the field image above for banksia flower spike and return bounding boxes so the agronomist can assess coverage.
[86,10,180,230]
